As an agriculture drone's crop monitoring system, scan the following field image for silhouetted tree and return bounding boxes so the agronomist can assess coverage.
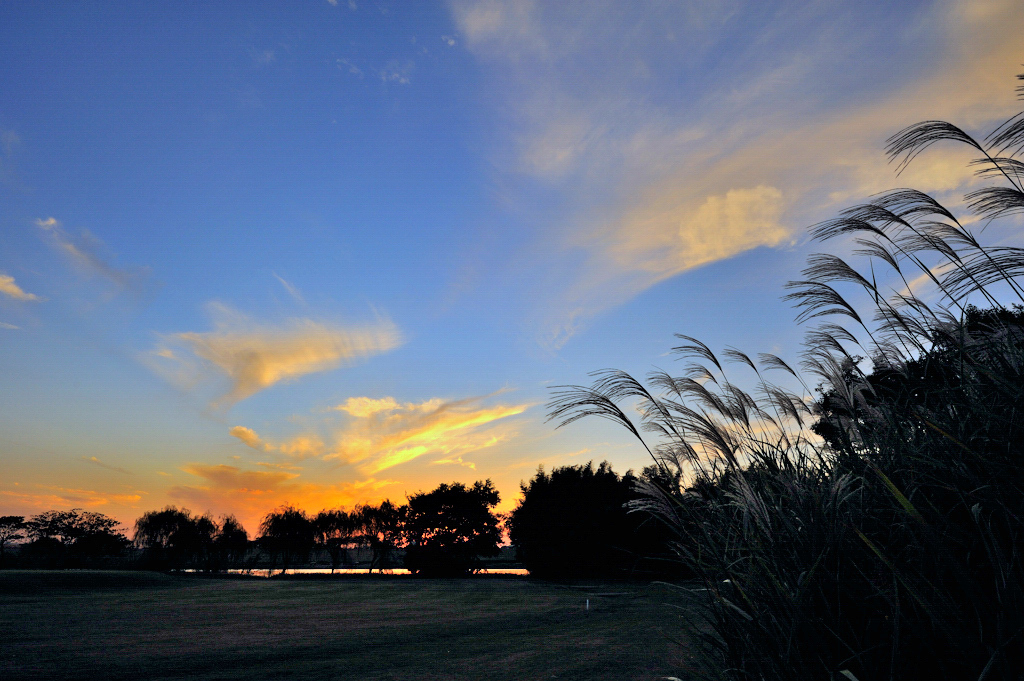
[403,480,501,577]
[74,531,131,559]
[508,462,671,579]
[258,506,315,573]
[24,509,127,565]
[212,515,249,569]
[28,509,121,545]
[0,516,26,564]
[355,501,404,572]
[134,506,217,569]
[314,509,356,572]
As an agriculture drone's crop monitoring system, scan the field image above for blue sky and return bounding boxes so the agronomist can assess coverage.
[2,0,1023,532]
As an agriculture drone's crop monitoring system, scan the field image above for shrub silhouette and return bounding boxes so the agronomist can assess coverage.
[509,461,675,579]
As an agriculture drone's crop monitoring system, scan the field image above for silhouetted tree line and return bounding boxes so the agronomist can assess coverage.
[255,481,503,577]
[2,472,676,577]
[0,509,130,568]
[134,508,249,571]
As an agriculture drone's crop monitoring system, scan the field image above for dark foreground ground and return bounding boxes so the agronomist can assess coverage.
[0,571,695,681]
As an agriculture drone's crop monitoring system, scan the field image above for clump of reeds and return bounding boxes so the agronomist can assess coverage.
[549,72,1024,680]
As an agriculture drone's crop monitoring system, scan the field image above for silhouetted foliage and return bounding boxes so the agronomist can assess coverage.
[355,501,404,572]
[508,462,673,579]
[211,515,249,570]
[313,509,356,571]
[134,507,229,570]
[813,304,1024,463]
[403,481,501,577]
[0,516,26,564]
[258,506,315,573]
[21,509,128,566]
[72,529,131,559]
[547,70,1024,681]
[20,536,66,563]
[28,509,121,545]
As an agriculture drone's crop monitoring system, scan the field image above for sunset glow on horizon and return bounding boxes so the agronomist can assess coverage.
[3,1,1024,535]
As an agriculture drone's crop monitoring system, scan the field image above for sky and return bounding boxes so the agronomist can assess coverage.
[2,0,1023,534]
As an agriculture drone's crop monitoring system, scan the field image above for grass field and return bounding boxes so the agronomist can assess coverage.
[0,571,693,681]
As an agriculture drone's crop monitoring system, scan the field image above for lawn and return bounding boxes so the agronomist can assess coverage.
[0,571,694,680]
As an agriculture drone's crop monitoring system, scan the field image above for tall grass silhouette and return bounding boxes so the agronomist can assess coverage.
[549,72,1024,680]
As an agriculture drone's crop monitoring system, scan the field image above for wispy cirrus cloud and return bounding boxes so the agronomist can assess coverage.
[431,455,476,470]
[81,456,131,475]
[0,273,42,302]
[329,393,530,473]
[273,272,305,304]
[230,392,528,473]
[227,391,524,471]
[450,0,1024,347]
[35,217,151,294]
[146,302,402,409]
[0,485,143,510]
[0,129,22,187]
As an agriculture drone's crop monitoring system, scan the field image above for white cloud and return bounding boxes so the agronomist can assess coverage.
[338,58,363,77]
[377,60,413,85]
[252,49,275,65]
[0,273,42,302]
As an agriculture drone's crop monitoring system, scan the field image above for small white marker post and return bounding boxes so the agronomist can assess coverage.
[586,598,589,611]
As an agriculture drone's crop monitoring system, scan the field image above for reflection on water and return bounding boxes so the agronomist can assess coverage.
[185,568,530,577]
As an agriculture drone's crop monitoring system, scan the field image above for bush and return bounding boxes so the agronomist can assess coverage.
[508,461,676,579]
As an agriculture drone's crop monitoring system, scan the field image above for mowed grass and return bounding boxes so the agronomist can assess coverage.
[0,571,693,681]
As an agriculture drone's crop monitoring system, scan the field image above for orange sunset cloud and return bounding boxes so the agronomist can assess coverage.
[168,464,397,534]
[329,394,531,474]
